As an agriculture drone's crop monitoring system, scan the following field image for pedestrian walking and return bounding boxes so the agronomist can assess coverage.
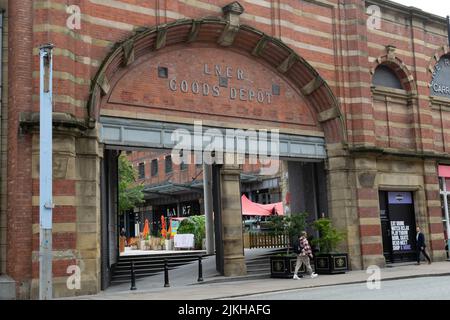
[292,231,318,279]
[416,226,432,265]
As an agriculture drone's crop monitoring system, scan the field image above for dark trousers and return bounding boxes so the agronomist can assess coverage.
[416,247,431,263]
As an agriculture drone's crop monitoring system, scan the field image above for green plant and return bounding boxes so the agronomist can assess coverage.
[177,215,205,249]
[267,213,308,254]
[118,154,145,214]
[311,218,345,254]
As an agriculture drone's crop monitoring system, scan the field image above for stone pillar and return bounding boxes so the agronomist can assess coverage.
[220,164,246,276]
[353,156,385,269]
[203,163,215,255]
[326,144,363,270]
[279,160,290,216]
[30,129,78,299]
[74,130,102,296]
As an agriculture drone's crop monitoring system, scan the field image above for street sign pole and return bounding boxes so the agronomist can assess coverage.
[39,44,54,300]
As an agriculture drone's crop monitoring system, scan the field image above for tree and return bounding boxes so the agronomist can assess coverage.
[118,153,144,213]
[311,218,345,254]
[267,213,308,255]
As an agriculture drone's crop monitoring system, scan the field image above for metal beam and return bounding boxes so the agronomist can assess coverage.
[99,117,326,159]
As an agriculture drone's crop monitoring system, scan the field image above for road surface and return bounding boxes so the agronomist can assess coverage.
[226,276,450,300]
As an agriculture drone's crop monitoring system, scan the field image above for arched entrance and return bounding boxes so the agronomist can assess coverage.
[89,8,347,288]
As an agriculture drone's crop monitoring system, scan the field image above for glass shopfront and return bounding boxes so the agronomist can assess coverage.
[438,165,450,258]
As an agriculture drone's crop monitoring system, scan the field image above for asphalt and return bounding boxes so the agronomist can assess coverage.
[68,256,450,300]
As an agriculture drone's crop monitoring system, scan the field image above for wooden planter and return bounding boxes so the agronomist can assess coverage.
[314,253,349,274]
[270,255,307,278]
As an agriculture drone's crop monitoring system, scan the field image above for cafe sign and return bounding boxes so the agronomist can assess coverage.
[431,56,450,99]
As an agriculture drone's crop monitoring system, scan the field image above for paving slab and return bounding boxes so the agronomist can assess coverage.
[68,261,450,300]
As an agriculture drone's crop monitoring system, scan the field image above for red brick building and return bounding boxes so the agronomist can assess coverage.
[1,0,450,299]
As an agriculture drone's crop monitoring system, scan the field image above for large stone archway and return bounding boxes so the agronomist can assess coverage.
[88,11,346,145]
[88,5,357,280]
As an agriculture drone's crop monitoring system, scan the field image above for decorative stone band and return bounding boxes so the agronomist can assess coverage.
[88,17,346,144]
[318,106,340,123]
[19,112,89,134]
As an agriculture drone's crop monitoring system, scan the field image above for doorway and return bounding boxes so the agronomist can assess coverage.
[379,191,417,263]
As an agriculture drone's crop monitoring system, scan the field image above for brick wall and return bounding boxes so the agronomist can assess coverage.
[7,0,34,299]
[4,0,450,297]
[0,1,7,276]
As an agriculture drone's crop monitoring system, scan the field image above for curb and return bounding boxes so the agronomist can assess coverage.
[211,272,450,300]
[191,273,270,285]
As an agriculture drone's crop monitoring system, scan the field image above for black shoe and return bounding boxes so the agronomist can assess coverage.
[416,262,420,265]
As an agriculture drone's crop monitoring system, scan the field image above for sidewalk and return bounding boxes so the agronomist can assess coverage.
[72,261,450,300]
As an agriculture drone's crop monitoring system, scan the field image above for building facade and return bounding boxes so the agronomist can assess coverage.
[0,0,449,299]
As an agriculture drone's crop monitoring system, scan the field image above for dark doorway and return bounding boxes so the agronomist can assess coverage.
[379,191,417,263]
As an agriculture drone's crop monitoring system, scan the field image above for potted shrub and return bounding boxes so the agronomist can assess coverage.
[177,215,205,250]
[311,218,349,274]
[269,213,308,278]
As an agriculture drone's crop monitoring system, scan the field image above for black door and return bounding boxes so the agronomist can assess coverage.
[379,192,393,262]
[379,191,417,263]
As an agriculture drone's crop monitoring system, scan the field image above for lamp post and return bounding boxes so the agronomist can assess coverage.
[39,43,54,300]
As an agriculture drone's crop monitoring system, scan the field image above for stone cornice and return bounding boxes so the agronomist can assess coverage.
[19,112,89,134]
[366,0,447,25]
[349,145,450,161]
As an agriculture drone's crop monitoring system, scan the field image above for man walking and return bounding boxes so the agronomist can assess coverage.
[416,226,432,265]
[293,231,318,279]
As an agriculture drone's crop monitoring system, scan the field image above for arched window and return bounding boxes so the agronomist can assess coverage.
[372,65,403,90]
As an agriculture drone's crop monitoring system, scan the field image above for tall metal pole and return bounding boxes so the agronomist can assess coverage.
[39,44,54,300]
[203,163,215,255]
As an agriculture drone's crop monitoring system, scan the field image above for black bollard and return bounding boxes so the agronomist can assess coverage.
[130,261,137,290]
[164,259,170,287]
[197,256,204,282]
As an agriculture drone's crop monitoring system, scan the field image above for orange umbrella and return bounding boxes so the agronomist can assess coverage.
[142,219,149,239]
[161,216,166,238]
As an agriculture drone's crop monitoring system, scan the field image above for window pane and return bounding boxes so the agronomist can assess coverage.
[372,65,403,89]
[165,155,172,173]
[151,159,158,176]
[138,162,145,179]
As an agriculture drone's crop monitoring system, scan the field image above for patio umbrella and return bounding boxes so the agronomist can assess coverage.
[161,215,167,238]
[142,219,149,239]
